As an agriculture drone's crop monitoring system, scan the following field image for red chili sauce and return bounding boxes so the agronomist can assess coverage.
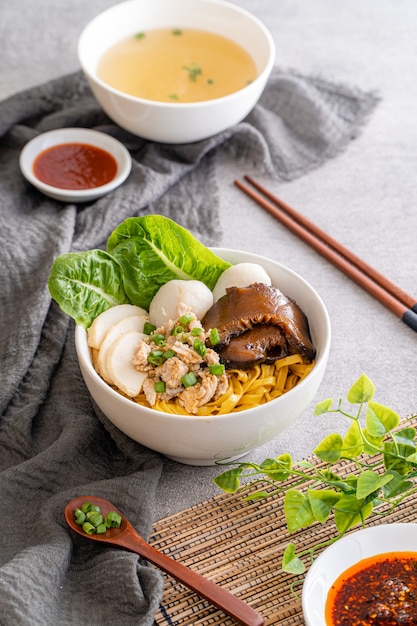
[33,142,118,190]
[325,552,417,625]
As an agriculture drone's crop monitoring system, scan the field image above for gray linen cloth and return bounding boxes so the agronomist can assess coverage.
[0,68,377,625]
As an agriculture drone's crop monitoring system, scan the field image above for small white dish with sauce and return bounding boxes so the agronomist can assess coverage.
[19,127,132,203]
[302,523,417,625]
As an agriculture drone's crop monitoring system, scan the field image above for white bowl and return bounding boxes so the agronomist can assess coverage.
[19,128,132,202]
[75,248,331,465]
[77,0,275,143]
[302,523,417,625]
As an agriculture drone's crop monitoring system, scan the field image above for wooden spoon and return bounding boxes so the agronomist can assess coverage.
[65,495,264,626]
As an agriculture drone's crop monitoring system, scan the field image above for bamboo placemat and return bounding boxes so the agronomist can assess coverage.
[150,418,417,626]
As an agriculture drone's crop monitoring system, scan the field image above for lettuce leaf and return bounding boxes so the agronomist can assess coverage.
[48,249,130,329]
[106,215,231,309]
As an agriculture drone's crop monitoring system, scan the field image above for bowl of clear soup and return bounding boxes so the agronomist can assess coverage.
[77,0,276,143]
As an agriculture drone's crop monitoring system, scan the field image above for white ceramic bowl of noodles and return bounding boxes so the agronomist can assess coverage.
[77,0,275,143]
[75,248,331,465]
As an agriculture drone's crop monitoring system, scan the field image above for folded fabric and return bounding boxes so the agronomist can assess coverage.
[0,68,377,625]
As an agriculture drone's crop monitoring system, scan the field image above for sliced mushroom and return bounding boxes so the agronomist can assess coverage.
[202,283,315,367]
[219,324,288,369]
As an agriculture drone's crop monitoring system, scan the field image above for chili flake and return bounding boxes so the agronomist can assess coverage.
[325,552,417,625]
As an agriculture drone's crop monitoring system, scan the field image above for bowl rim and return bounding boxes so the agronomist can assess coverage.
[19,127,132,200]
[75,247,331,422]
[77,0,276,110]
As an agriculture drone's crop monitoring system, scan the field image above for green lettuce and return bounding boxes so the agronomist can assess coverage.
[107,215,230,309]
[48,215,231,328]
[48,249,130,328]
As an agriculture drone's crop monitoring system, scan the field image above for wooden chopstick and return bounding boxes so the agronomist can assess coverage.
[234,176,417,333]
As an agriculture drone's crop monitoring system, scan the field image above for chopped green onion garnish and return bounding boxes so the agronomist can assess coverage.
[74,509,86,525]
[96,524,107,534]
[154,381,166,393]
[172,325,184,336]
[163,349,175,360]
[148,350,164,366]
[105,511,122,528]
[87,512,104,527]
[181,372,198,388]
[135,32,145,40]
[179,313,195,325]
[182,64,202,82]
[209,363,225,376]
[82,522,96,535]
[144,322,156,335]
[73,502,122,535]
[172,29,182,35]
[193,339,207,357]
[151,333,166,347]
[209,328,220,346]
[191,327,203,336]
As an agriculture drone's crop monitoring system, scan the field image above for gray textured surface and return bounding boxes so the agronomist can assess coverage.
[2,0,416,528]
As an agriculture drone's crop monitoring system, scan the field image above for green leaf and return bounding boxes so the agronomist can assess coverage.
[212,467,244,493]
[106,215,231,309]
[393,427,416,446]
[282,543,305,575]
[366,401,400,437]
[297,460,315,469]
[48,249,130,329]
[382,470,415,498]
[383,441,415,475]
[243,491,270,501]
[347,373,375,404]
[307,489,341,523]
[314,398,333,415]
[333,494,373,533]
[260,454,292,481]
[341,420,363,459]
[314,433,343,463]
[284,489,315,532]
[356,469,393,499]
[320,469,357,494]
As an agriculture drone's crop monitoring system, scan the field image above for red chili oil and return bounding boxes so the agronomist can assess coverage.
[325,552,417,625]
[33,142,118,190]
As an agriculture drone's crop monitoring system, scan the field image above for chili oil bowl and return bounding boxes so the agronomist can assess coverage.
[302,523,417,626]
[77,0,276,143]
[19,128,132,203]
[74,248,331,466]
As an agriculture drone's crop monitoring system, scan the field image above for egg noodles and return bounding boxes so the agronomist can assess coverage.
[131,354,314,416]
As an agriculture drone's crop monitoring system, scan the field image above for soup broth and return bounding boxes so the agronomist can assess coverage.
[97,28,257,103]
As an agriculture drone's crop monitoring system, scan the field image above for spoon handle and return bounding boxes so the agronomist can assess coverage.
[118,531,264,626]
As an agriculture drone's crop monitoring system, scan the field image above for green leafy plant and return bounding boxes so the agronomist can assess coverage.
[213,374,417,576]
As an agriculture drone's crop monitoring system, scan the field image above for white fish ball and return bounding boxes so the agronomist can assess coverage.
[212,263,272,301]
[149,279,214,327]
